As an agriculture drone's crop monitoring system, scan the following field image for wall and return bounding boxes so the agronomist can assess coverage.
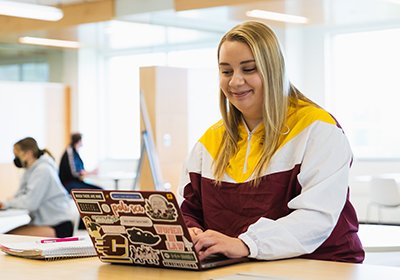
[187,68,220,150]
[0,82,70,200]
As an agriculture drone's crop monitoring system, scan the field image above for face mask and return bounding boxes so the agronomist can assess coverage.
[13,157,24,168]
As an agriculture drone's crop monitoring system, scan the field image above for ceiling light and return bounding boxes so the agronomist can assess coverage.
[0,0,63,21]
[246,9,308,24]
[18,37,80,49]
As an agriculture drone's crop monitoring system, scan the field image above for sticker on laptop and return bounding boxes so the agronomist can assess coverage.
[160,251,198,270]
[127,227,161,246]
[110,192,144,202]
[101,203,111,213]
[145,194,178,222]
[77,202,103,214]
[92,215,119,224]
[73,191,105,201]
[154,224,188,251]
[96,234,132,264]
[130,245,160,265]
[82,216,103,239]
[120,216,153,227]
[111,200,145,217]
[101,225,126,234]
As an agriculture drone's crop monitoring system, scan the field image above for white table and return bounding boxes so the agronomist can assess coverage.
[87,171,136,190]
[353,173,400,183]
[0,209,31,233]
[359,224,400,252]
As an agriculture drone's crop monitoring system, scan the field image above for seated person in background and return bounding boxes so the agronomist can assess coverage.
[0,137,73,237]
[59,132,102,193]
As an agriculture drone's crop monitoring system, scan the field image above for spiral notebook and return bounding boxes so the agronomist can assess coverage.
[0,237,97,260]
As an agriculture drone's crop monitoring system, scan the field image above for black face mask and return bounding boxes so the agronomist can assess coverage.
[13,157,24,168]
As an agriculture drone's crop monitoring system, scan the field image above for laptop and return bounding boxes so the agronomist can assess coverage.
[71,189,249,270]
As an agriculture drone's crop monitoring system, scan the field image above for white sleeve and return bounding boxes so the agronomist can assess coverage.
[5,167,51,212]
[67,147,80,178]
[239,122,352,259]
[177,142,203,206]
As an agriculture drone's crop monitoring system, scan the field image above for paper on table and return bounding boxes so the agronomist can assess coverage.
[0,237,97,260]
[0,209,29,217]
[0,209,31,234]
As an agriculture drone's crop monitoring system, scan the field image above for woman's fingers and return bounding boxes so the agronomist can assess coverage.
[192,230,250,260]
[188,227,203,240]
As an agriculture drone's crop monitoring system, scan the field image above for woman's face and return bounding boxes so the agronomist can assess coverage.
[13,146,29,167]
[75,140,83,150]
[218,40,264,123]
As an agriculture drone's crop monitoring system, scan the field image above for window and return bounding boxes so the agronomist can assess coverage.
[102,21,221,160]
[0,64,19,81]
[167,48,216,68]
[327,28,400,159]
[105,53,167,159]
[0,63,48,82]
[21,63,49,82]
[105,48,219,160]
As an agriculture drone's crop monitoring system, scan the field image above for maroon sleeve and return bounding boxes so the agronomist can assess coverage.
[180,172,205,230]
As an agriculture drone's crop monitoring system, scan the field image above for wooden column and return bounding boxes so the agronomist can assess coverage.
[139,66,188,192]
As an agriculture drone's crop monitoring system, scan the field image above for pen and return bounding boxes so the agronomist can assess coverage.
[39,237,84,244]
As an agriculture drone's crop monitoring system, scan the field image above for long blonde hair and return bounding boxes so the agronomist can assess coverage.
[213,21,311,185]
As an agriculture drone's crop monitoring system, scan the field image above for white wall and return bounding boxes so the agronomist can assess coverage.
[0,82,69,199]
[187,68,220,151]
[76,48,102,170]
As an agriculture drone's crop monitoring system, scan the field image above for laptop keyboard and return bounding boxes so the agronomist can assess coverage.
[201,253,228,264]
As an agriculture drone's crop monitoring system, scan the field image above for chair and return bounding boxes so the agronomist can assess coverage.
[366,177,400,223]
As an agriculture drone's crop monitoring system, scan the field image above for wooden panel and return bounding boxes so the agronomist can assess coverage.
[139,66,188,192]
[64,86,71,145]
[138,67,156,191]
[174,0,267,11]
[0,0,114,34]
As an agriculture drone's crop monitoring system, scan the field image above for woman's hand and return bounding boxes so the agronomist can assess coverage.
[188,227,203,240]
[192,229,249,260]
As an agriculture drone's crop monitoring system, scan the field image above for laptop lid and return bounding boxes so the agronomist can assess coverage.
[71,189,248,270]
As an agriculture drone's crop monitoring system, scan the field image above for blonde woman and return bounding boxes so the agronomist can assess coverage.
[178,21,364,263]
